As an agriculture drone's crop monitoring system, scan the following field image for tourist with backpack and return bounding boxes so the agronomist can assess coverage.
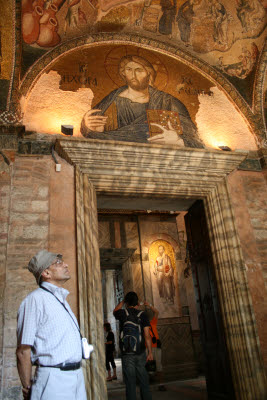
[113,292,153,400]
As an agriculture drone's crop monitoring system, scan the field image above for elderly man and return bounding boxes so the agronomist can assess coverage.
[16,250,87,400]
[81,54,204,148]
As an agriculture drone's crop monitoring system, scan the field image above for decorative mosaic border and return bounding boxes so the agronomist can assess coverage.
[253,39,267,139]
[7,0,22,115]
[0,110,22,125]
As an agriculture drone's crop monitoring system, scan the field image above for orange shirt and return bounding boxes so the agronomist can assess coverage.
[149,316,159,348]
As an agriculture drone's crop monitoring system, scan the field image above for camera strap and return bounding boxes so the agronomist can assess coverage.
[40,286,82,339]
[150,324,156,339]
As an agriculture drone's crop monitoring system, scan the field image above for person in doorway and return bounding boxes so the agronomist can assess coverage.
[16,250,87,400]
[144,302,166,391]
[104,322,117,381]
[113,291,153,400]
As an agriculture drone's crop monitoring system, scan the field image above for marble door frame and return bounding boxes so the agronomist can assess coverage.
[56,138,266,400]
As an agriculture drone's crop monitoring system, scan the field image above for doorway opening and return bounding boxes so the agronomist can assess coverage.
[98,196,235,400]
[57,138,263,400]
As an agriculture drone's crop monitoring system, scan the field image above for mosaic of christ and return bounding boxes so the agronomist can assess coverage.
[77,47,206,147]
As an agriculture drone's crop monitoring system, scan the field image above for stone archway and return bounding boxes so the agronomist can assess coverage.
[56,137,266,400]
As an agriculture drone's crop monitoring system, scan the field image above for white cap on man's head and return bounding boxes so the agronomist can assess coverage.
[28,249,62,284]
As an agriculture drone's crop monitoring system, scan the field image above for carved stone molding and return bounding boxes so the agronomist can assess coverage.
[56,138,266,400]
[56,137,247,187]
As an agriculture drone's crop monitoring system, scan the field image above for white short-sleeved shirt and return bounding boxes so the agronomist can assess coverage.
[17,282,82,366]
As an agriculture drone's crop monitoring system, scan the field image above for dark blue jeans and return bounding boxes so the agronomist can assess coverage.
[122,352,152,400]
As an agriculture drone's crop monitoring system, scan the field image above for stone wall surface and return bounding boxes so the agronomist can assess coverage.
[48,156,77,316]
[228,170,267,371]
[1,155,51,399]
[0,154,77,399]
[0,156,12,398]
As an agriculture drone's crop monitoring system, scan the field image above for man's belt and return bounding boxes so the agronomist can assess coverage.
[38,361,81,371]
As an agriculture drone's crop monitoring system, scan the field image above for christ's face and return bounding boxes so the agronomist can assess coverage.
[158,246,164,256]
[123,61,150,90]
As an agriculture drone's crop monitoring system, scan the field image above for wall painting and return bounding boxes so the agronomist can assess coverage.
[149,240,179,318]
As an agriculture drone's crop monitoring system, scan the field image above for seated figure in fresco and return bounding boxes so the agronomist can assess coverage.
[80,55,204,148]
[154,245,175,304]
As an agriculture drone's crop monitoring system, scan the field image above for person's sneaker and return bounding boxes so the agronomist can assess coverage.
[158,385,167,391]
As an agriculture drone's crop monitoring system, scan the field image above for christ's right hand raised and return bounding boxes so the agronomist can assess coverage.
[83,109,108,132]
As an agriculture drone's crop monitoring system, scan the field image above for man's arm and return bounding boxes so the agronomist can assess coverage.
[144,301,159,319]
[16,345,32,400]
[113,300,124,314]
[144,327,153,361]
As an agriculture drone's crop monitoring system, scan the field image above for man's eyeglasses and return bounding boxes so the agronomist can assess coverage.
[51,259,64,266]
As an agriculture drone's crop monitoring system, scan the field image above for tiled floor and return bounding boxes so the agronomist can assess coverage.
[107,359,207,400]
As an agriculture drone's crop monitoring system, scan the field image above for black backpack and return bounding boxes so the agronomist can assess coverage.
[120,309,144,354]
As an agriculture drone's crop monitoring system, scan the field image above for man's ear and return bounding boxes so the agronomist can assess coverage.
[41,268,51,280]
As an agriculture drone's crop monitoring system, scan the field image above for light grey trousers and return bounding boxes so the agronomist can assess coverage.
[31,366,87,399]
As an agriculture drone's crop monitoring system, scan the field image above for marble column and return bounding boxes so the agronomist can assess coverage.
[75,167,107,400]
[204,179,266,399]
[105,270,116,334]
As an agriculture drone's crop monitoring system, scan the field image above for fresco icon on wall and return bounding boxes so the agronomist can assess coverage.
[149,240,179,318]
[81,52,204,147]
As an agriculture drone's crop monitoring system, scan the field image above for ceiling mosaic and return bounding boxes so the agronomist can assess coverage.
[21,0,267,107]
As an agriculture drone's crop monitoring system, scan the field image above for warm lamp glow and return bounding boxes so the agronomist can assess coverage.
[202,135,234,150]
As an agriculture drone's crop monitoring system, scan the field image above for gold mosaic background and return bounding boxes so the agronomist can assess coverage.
[0,0,13,80]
